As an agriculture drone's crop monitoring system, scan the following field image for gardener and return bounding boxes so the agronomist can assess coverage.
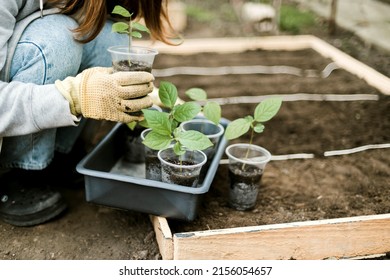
[0,0,174,226]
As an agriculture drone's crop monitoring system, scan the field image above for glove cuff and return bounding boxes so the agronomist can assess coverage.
[55,76,82,116]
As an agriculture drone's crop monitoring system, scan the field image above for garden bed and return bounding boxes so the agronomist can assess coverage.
[139,36,390,259]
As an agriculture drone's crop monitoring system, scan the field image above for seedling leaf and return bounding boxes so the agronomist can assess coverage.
[225,118,252,140]
[178,130,213,151]
[185,88,207,101]
[112,22,129,34]
[254,97,282,122]
[130,31,142,38]
[132,22,150,33]
[126,121,137,130]
[244,115,254,122]
[112,5,132,18]
[173,102,201,122]
[159,81,178,109]
[142,109,171,136]
[143,131,172,150]
[173,142,185,155]
[138,119,148,128]
[203,101,221,125]
[254,123,265,133]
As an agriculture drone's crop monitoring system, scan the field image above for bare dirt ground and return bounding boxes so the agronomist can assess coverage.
[0,0,389,260]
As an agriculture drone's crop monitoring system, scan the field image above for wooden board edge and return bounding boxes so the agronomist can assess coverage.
[171,213,390,260]
[137,35,314,54]
[307,36,390,95]
[138,35,390,95]
[149,215,174,260]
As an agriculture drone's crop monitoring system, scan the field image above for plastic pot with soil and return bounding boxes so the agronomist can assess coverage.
[107,45,158,73]
[180,118,225,182]
[158,148,207,187]
[224,97,282,210]
[107,41,158,164]
[225,143,271,210]
[140,128,162,181]
[109,5,157,73]
[122,105,162,164]
[122,125,146,163]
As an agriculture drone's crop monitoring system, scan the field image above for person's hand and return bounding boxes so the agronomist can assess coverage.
[55,67,154,123]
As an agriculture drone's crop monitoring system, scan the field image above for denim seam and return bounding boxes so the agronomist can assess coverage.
[17,40,48,85]
[17,40,48,132]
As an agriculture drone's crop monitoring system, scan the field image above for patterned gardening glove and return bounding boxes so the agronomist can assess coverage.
[55,67,154,123]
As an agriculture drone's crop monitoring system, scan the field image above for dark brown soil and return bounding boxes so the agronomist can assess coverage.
[152,49,390,234]
[113,60,152,73]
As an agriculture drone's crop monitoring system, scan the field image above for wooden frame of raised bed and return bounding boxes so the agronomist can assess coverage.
[138,35,390,260]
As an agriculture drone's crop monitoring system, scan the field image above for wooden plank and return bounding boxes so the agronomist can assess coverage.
[207,94,380,105]
[138,35,390,95]
[172,214,390,260]
[150,215,174,260]
[308,36,390,95]
[138,35,313,54]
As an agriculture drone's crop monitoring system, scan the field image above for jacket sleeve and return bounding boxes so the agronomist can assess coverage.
[0,0,79,138]
[0,81,79,138]
[0,0,19,73]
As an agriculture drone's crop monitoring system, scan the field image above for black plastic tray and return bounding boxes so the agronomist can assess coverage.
[76,118,229,221]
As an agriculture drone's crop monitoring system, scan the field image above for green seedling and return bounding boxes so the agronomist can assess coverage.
[111,5,150,59]
[185,87,221,125]
[111,5,150,45]
[142,81,213,156]
[111,5,151,130]
[225,97,282,166]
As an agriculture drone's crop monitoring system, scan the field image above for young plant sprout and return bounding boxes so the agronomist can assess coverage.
[111,5,150,64]
[111,5,153,130]
[142,81,214,156]
[224,97,282,166]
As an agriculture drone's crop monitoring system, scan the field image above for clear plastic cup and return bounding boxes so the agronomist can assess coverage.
[225,143,271,210]
[158,148,207,188]
[107,45,158,73]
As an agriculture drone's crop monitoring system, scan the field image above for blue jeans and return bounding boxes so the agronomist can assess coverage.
[0,14,127,170]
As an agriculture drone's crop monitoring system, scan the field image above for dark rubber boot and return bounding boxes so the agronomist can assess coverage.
[0,170,67,227]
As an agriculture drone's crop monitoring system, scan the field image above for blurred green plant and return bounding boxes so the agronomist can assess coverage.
[280,5,316,34]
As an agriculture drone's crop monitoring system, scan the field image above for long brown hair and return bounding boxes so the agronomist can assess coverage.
[47,0,176,44]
